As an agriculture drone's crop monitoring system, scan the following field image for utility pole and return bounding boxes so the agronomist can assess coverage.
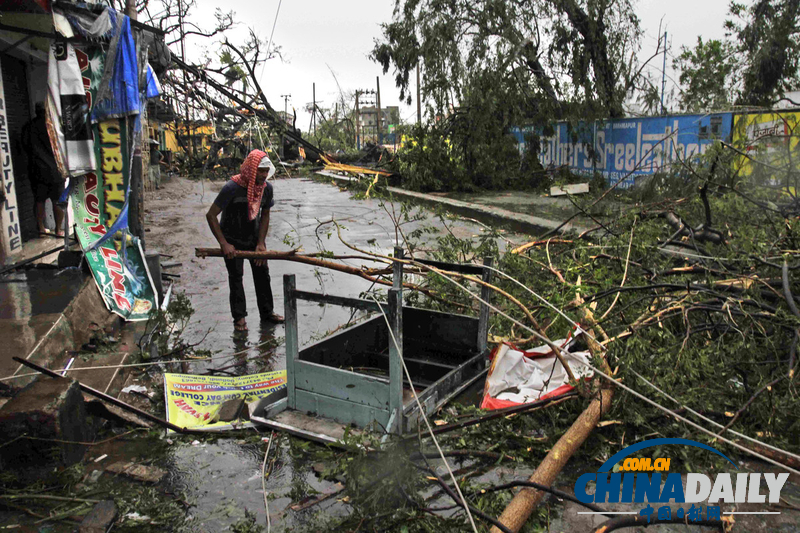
[416,63,422,125]
[126,0,144,242]
[312,83,316,135]
[355,90,361,150]
[281,94,291,123]
[376,76,382,145]
[280,94,291,158]
[660,31,667,116]
[354,88,376,149]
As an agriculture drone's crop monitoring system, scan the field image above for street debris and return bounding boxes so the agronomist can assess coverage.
[163,371,285,431]
[105,462,167,484]
[78,500,117,533]
[481,332,593,409]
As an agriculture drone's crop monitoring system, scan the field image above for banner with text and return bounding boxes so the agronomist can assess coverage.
[0,56,21,257]
[731,111,800,183]
[511,113,734,189]
[164,371,287,431]
[67,45,158,320]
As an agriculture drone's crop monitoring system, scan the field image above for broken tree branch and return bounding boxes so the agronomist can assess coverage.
[490,388,614,533]
[194,248,469,310]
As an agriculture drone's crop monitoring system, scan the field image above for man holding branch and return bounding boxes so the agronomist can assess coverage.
[206,149,284,331]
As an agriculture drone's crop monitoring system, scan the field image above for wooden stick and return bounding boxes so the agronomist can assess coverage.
[195,248,468,310]
[510,239,573,255]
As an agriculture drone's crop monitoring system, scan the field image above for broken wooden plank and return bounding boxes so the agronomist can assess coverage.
[106,462,166,483]
[550,183,589,196]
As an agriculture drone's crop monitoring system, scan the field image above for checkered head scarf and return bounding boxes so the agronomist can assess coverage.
[231,149,269,221]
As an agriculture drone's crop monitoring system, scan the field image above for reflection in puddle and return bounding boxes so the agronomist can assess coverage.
[166,437,345,532]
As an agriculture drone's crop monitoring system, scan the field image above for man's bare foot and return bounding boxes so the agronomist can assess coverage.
[234,318,248,331]
[261,312,285,324]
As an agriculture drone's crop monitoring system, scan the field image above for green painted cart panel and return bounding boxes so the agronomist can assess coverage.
[295,389,391,430]
[294,360,391,410]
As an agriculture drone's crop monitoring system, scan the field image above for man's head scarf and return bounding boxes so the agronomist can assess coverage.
[231,149,269,221]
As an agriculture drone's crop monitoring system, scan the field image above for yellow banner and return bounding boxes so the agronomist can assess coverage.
[164,371,286,431]
[732,111,800,180]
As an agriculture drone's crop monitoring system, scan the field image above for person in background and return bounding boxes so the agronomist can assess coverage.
[22,102,65,237]
[206,149,284,332]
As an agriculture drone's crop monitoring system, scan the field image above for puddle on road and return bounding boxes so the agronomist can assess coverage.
[165,437,347,532]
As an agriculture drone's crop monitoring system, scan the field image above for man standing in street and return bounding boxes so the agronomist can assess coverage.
[22,103,65,237]
[206,149,284,332]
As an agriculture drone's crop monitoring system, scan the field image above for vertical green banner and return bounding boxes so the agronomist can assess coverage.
[68,46,158,321]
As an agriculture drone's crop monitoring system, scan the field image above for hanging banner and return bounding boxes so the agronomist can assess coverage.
[48,42,96,176]
[511,113,734,189]
[0,57,22,257]
[731,111,800,184]
[66,43,158,320]
[164,371,287,431]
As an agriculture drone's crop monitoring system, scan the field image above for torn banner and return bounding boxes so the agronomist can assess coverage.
[481,332,593,410]
[51,9,159,321]
[47,41,96,176]
[164,371,287,431]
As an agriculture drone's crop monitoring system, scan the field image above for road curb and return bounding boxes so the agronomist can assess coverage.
[315,171,587,236]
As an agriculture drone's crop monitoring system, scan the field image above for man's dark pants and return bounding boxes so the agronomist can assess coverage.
[224,254,274,322]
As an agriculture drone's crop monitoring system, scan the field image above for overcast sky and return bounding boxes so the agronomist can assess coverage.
[185,0,735,131]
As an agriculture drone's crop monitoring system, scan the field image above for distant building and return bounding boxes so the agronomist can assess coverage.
[164,121,216,156]
[278,111,294,127]
[358,106,399,145]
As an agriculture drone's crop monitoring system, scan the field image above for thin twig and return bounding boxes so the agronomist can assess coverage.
[599,219,636,320]
[263,430,275,533]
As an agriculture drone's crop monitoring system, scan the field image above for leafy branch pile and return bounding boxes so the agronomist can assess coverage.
[419,144,800,454]
[296,133,797,530]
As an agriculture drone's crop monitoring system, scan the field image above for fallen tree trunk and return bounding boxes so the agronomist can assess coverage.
[490,387,614,533]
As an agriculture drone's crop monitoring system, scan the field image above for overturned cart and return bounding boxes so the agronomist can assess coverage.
[250,252,492,443]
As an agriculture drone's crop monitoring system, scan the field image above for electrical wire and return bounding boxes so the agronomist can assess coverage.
[0,338,278,382]
[629,369,800,464]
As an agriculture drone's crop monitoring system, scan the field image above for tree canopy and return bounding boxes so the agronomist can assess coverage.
[676,0,800,111]
[372,0,647,124]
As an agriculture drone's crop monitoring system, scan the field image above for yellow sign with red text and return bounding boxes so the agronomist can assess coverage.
[164,371,286,431]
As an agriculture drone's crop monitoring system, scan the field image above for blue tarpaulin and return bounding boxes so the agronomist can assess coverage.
[145,64,161,99]
[91,15,140,122]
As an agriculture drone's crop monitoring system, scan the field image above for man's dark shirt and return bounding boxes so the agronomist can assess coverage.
[22,115,61,184]
[213,180,274,249]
